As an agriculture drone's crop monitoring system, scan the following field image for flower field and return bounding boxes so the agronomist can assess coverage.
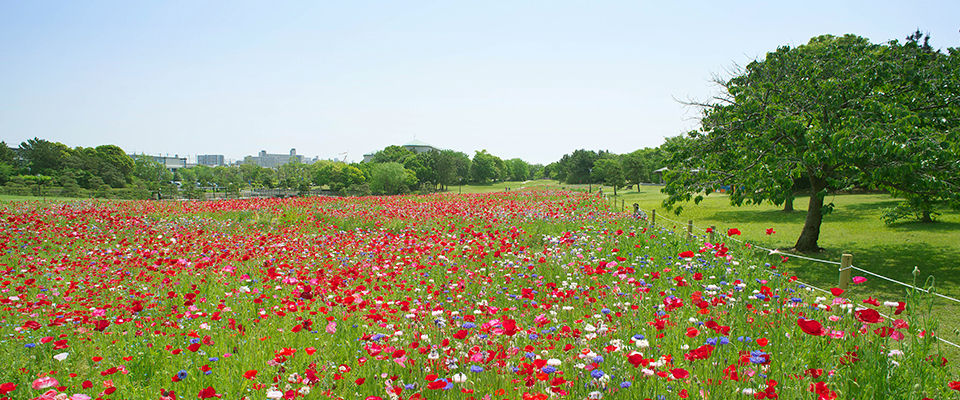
[0,191,956,400]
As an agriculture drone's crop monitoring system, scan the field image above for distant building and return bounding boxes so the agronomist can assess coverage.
[402,139,439,154]
[132,154,188,173]
[197,154,225,166]
[245,149,304,168]
[363,139,441,163]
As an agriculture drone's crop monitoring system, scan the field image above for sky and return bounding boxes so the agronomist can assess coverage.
[1,1,958,165]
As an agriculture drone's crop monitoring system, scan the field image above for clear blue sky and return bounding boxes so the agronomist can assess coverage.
[1,1,958,165]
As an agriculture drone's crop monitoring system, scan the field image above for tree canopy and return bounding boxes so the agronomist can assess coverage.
[662,33,960,252]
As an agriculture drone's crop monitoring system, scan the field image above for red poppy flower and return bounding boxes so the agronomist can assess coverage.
[243,370,257,380]
[678,251,695,258]
[765,228,775,235]
[198,386,221,398]
[830,288,844,297]
[949,381,960,390]
[0,382,15,395]
[855,308,882,324]
[727,228,741,236]
[804,368,823,378]
[670,368,690,379]
[797,318,825,336]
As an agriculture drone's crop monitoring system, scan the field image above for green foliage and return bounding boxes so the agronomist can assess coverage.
[343,182,372,197]
[372,145,415,164]
[18,137,68,175]
[504,158,530,181]
[470,150,502,183]
[314,162,365,191]
[553,149,614,184]
[369,162,416,195]
[621,147,665,185]
[132,155,172,189]
[882,196,942,224]
[433,149,471,188]
[591,157,625,192]
[663,33,960,252]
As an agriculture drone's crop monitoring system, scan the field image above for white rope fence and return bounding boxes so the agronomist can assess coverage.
[623,202,960,350]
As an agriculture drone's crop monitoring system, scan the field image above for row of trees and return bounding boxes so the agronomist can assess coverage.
[1,140,558,197]
[316,146,547,195]
[542,146,669,194]
[2,136,671,198]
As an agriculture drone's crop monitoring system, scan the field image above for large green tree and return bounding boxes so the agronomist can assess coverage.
[591,157,625,195]
[663,33,960,252]
[370,162,416,195]
[372,145,415,164]
[470,150,502,183]
[504,158,530,181]
[621,147,666,186]
[19,138,68,175]
[433,150,471,190]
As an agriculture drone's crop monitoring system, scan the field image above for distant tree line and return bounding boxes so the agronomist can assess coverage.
[542,145,671,195]
[0,137,674,198]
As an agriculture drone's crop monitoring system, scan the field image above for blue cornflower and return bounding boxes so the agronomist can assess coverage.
[470,366,484,373]
[620,381,632,388]
[542,366,556,374]
[177,370,188,380]
[590,369,605,379]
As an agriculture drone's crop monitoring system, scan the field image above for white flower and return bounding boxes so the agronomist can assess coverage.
[266,390,283,399]
[53,352,68,361]
[883,301,900,307]
[742,388,756,395]
[547,358,561,366]
[452,373,467,383]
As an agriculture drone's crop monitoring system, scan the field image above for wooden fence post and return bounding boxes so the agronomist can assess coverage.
[839,254,853,290]
[687,220,693,241]
[650,210,656,227]
[709,225,716,243]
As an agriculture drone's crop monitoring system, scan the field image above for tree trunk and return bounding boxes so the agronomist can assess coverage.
[783,196,795,212]
[921,210,933,223]
[794,176,827,252]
